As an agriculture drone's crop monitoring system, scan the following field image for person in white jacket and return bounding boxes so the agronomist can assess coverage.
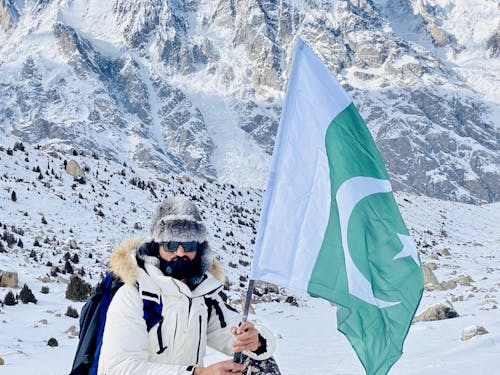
[98,196,276,375]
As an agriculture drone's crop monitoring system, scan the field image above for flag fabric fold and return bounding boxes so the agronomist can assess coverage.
[250,38,423,375]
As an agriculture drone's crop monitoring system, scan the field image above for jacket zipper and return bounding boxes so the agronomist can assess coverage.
[156,319,168,354]
[195,315,202,364]
[173,312,178,342]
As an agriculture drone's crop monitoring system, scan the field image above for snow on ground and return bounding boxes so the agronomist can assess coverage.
[0,142,499,374]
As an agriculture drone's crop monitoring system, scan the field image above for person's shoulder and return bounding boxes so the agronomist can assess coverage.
[193,273,224,296]
[110,282,141,308]
[207,258,225,283]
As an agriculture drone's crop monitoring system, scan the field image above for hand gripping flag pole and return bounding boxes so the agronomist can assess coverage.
[233,279,255,364]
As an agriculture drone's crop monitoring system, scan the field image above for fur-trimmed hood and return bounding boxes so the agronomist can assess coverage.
[108,237,225,285]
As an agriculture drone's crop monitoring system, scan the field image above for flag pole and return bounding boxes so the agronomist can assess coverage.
[233,278,255,363]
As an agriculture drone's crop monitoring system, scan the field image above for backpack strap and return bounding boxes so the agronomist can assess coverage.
[89,273,121,375]
[141,291,163,331]
[139,286,166,354]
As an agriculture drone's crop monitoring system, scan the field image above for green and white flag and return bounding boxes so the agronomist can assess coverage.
[250,38,423,374]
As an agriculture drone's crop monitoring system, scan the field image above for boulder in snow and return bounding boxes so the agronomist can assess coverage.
[422,263,440,287]
[65,160,86,181]
[0,271,18,288]
[440,279,457,290]
[461,326,488,341]
[414,303,459,322]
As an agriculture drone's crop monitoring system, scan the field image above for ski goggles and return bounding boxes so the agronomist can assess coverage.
[161,241,200,252]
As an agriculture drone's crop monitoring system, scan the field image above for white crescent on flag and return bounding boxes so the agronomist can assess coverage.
[336,176,400,308]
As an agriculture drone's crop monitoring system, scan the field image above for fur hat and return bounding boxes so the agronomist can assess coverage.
[150,196,208,243]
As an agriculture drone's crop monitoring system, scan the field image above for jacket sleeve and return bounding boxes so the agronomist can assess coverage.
[205,291,276,360]
[97,284,195,375]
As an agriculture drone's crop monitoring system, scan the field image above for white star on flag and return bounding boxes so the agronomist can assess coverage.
[393,234,420,266]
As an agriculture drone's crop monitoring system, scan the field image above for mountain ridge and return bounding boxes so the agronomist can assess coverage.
[0,0,498,203]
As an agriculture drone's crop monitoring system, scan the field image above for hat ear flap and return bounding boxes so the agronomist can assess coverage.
[137,241,159,257]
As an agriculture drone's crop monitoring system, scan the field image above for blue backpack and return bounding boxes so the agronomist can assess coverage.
[69,272,160,375]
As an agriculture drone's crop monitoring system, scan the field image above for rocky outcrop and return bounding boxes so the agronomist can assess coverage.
[414,302,459,322]
[0,0,19,32]
[0,270,18,288]
[486,28,500,58]
[461,325,488,341]
[422,263,440,287]
[65,160,86,180]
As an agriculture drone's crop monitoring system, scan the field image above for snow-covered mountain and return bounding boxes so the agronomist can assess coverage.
[0,141,498,374]
[0,0,499,203]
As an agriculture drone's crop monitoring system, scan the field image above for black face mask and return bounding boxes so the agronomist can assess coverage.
[158,254,201,281]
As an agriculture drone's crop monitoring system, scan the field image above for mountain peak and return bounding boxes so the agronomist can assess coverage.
[0,0,498,202]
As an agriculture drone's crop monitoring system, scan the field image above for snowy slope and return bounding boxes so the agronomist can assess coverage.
[0,141,498,374]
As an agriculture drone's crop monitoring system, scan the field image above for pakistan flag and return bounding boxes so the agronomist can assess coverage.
[250,38,424,374]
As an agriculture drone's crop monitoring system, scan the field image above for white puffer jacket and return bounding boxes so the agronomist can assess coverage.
[98,238,275,375]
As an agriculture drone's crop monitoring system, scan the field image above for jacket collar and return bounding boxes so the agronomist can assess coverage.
[108,238,225,286]
[140,262,222,299]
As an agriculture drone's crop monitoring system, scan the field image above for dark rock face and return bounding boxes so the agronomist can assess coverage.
[0,0,20,32]
[0,0,497,203]
[367,88,500,203]
[486,28,500,58]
